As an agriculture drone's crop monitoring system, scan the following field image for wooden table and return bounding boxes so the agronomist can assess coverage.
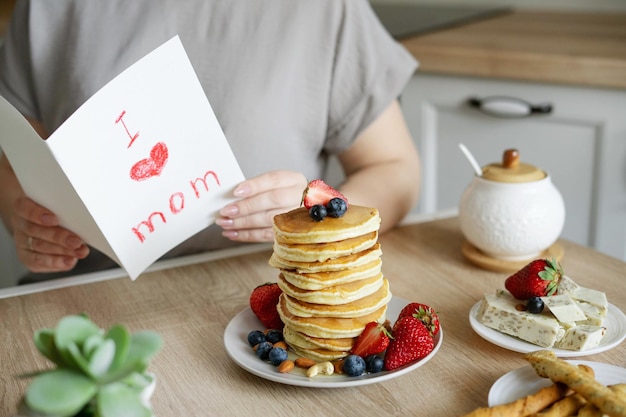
[1,217,625,416]
[401,10,626,89]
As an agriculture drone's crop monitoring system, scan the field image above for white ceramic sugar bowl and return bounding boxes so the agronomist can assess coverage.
[459,149,565,261]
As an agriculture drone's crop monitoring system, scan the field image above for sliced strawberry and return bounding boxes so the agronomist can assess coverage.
[249,283,283,329]
[301,179,348,210]
[351,321,390,358]
[384,316,434,371]
[397,302,440,337]
[505,258,563,300]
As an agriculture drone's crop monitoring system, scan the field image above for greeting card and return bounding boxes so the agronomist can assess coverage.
[0,36,245,279]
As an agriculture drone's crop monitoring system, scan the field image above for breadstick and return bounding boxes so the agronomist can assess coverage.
[459,383,570,417]
[460,364,594,417]
[524,350,626,417]
[531,393,587,417]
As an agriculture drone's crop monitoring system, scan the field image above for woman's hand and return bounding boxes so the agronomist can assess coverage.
[216,170,308,242]
[11,196,90,273]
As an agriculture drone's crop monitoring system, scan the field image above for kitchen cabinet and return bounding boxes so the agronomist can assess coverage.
[401,73,626,261]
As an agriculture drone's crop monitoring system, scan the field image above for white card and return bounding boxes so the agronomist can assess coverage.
[0,36,245,279]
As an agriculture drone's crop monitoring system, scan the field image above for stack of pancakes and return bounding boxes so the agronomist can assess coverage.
[269,205,391,361]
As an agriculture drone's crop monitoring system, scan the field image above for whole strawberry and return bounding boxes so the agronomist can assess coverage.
[351,321,390,358]
[249,283,283,329]
[504,258,563,300]
[301,179,348,210]
[397,303,440,337]
[384,316,434,371]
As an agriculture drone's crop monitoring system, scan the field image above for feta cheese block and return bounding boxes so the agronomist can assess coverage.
[541,294,587,323]
[477,292,564,348]
[555,325,606,350]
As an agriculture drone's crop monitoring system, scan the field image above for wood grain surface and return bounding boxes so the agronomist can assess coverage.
[1,217,625,416]
[402,11,626,89]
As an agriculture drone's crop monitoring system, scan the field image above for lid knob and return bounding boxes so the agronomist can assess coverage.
[502,149,520,169]
[481,149,546,183]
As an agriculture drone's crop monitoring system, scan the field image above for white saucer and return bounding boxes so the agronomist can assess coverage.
[489,360,626,406]
[469,301,626,357]
[223,296,442,388]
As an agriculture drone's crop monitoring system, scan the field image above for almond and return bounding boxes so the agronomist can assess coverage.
[278,360,294,373]
[273,341,288,350]
[294,357,317,368]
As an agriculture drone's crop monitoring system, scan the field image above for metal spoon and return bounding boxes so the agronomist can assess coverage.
[458,143,482,176]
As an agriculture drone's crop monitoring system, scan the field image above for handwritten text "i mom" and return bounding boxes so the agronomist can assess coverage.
[115,111,221,243]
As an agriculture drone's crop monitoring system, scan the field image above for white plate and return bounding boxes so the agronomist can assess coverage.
[489,360,626,406]
[223,296,442,388]
[469,301,626,357]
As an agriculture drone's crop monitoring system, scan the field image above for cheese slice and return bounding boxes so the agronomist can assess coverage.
[571,287,608,316]
[558,275,581,295]
[541,294,587,323]
[477,293,563,348]
[555,325,606,350]
[576,302,606,326]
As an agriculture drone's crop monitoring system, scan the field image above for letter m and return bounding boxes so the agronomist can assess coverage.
[132,211,166,243]
[191,170,221,198]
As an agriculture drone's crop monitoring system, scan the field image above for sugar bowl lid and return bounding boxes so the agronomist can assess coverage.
[481,149,546,183]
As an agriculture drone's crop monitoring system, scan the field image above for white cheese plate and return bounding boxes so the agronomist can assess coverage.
[224,296,442,388]
[469,301,626,357]
[488,360,626,406]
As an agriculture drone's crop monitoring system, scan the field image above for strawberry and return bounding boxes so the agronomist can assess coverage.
[350,321,391,358]
[504,258,563,300]
[301,179,348,210]
[397,303,440,337]
[384,316,434,371]
[249,283,283,329]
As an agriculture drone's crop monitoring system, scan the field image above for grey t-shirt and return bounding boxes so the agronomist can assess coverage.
[0,0,417,279]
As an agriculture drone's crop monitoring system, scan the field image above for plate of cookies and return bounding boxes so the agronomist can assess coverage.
[223,296,443,388]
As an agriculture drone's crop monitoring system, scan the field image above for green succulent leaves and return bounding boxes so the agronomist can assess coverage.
[25,315,162,417]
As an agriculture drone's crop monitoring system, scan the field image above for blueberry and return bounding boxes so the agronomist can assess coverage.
[255,341,273,360]
[364,355,384,374]
[268,347,288,366]
[265,329,284,344]
[309,204,327,221]
[326,198,347,218]
[247,330,266,347]
[527,296,545,314]
[343,354,366,377]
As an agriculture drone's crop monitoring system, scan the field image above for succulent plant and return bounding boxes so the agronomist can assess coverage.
[22,314,162,417]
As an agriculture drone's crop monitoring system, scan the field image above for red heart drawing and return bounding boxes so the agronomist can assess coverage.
[130,142,169,181]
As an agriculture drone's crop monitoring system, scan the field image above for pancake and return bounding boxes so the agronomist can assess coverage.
[272,231,378,263]
[269,243,382,273]
[277,272,384,305]
[280,258,382,290]
[283,325,355,351]
[273,205,380,244]
[286,344,349,362]
[276,294,387,338]
[283,279,391,318]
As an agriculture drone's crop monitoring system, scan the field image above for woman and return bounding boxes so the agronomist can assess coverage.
[0,0,420,281]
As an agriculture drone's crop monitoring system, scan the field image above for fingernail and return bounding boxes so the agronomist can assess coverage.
[234,184,251,197]
[220,205,239,217]
[222,230,238,239]
[66,236,82,249]
[41,214,56,226]
[77,245,90,258]
[215,218,234,227]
